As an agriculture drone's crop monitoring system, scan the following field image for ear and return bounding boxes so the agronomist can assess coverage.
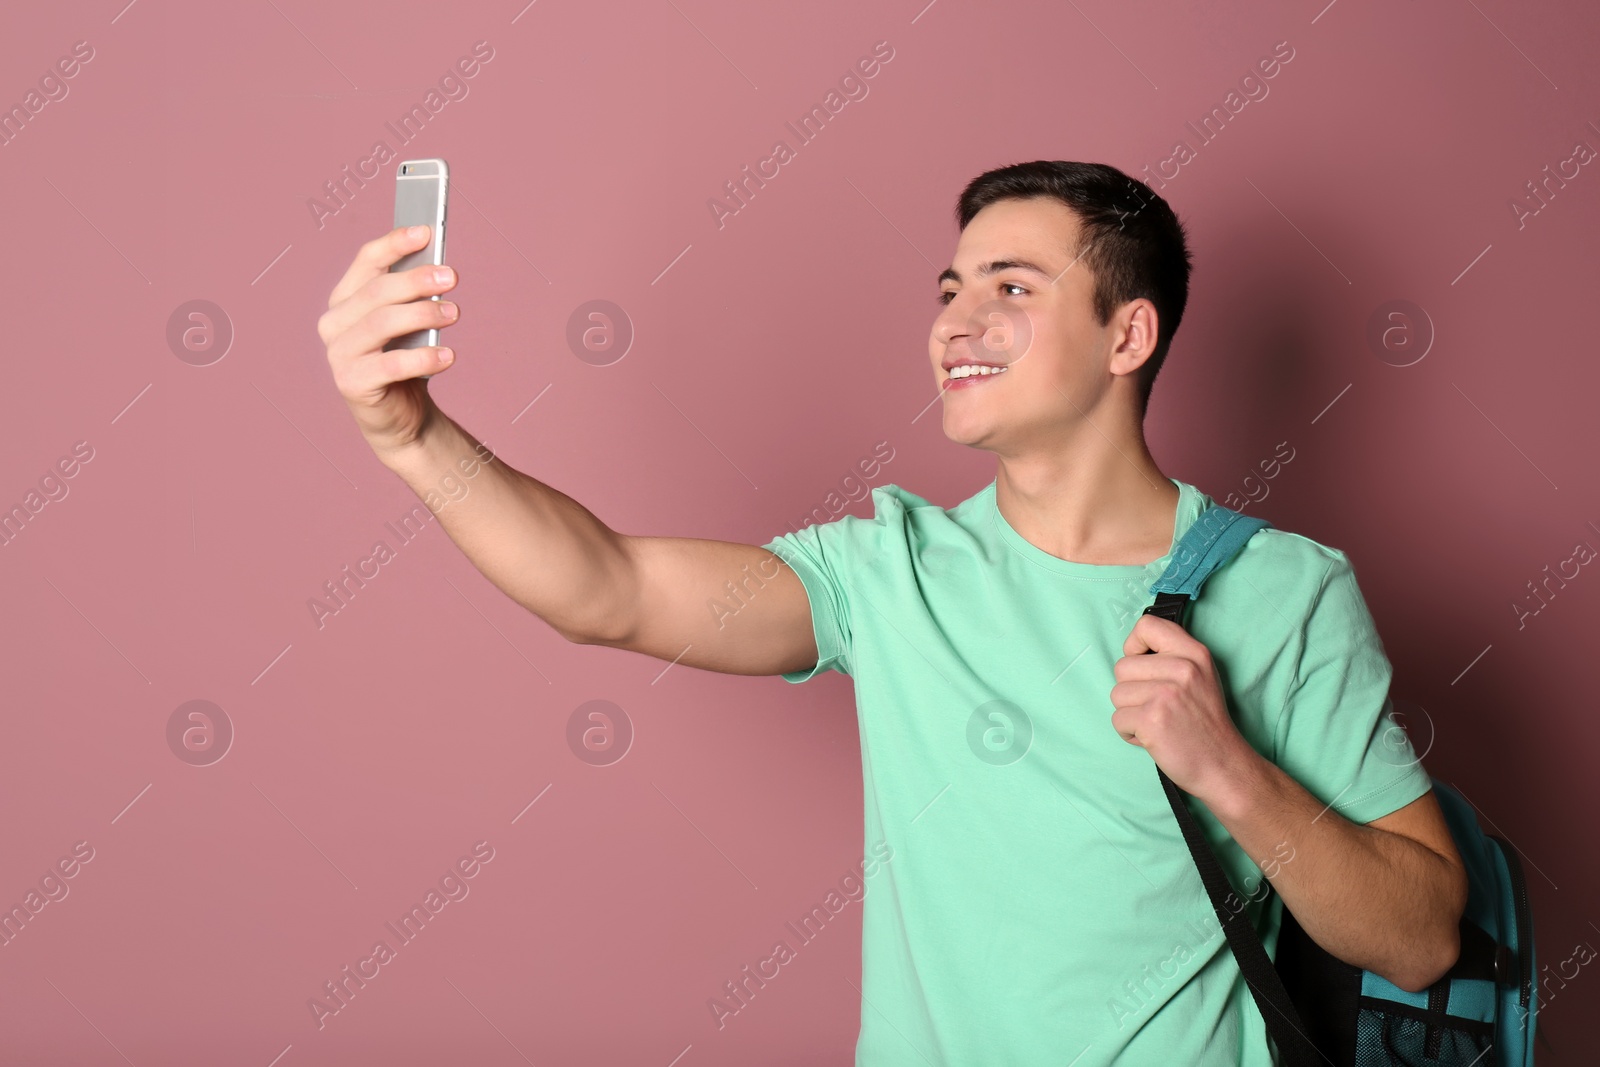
[1108,298,1159,377]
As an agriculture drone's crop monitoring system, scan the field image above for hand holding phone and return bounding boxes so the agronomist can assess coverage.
[319,163,460,461]
[385,159,451,377]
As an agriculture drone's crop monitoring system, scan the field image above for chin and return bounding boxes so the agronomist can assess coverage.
[941,415,997,450]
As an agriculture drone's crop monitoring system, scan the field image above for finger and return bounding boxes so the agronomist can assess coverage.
[328,226,431,311]
[1109,708,1145,746]
[1124,614,1158,656]
[1112,653,1172,684]
[1109,678,1163,710]
[331,298,459,369]
[344,343,456,396]
[1123,612,1193,657]
[321,261,457,348]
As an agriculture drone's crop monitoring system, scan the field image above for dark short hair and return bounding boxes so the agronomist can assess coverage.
[955,161,1192,415]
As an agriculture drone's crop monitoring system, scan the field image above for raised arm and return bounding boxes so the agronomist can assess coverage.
[320,225,819,677]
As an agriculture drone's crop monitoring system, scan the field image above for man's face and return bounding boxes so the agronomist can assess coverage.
[928,196,1140,455]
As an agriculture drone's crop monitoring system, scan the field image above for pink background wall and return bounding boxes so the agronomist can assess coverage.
[2,0,1597,1063]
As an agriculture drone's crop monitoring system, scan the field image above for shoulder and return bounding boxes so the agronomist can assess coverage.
[795,482,980,535]
[1239,524,1346,580]
[1205,515,1371,633]
[764,482,986,564]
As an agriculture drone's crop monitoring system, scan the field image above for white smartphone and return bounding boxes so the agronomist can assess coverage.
[385,158,450,370]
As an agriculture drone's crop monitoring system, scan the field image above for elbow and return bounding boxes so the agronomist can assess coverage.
[558,623,599,645]
[560,606,635,647]
[1389,922,1461,994]
[559,618,617,646]
[1389,861,1470,994]
[566,538,641,646]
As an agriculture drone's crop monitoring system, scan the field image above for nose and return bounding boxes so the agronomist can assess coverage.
[934,296,1035,369]
[932,294,973,349]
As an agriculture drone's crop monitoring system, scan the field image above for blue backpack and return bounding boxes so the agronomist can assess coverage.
[1141,502,1538,1066]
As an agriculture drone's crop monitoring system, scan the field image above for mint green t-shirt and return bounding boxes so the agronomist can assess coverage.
[761,477,1432,1067]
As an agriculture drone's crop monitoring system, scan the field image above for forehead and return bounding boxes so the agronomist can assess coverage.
[952,196,1084,269]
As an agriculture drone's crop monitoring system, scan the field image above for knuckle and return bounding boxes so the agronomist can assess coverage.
[371,350,399,384]
[326,338,352,374]
[371,349,405,386]
[329,358,358,395]
[374,302,406,333]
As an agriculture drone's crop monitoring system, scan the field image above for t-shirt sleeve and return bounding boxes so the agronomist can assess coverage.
[1271,552,1433,825]
[761,519,857,683]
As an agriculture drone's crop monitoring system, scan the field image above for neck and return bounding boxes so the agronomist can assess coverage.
[993,422,1178,567]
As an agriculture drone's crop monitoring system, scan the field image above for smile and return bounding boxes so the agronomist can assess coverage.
[944,365,1010,388]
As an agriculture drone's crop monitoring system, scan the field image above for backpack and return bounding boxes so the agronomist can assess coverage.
[1140,501,1538,1066]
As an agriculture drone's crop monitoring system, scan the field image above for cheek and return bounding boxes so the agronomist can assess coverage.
[1012,303,1063,365]
[1015,329,1067,380]
[1036,312,1097,369]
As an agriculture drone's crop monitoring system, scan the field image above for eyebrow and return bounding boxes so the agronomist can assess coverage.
[936,258,1055,287]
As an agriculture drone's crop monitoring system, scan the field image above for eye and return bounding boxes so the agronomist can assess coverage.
[938,281,1028,305]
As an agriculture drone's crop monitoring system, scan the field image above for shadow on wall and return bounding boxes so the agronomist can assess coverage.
[1170,193,1574,1057]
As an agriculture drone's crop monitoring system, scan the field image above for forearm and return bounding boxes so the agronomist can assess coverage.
[1207,756,1463,992]
[379,410,634,642]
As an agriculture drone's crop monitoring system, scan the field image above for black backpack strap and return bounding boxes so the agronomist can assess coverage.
[1142,509,1327,1066]
[1152,751,1326,1066]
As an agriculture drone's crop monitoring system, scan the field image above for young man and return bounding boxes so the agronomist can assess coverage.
[320,160,1467,1065]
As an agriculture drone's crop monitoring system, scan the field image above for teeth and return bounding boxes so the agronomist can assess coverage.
[948,364,1008,380]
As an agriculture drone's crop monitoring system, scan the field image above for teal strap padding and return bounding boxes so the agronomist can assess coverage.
[1148,505,1272,599]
